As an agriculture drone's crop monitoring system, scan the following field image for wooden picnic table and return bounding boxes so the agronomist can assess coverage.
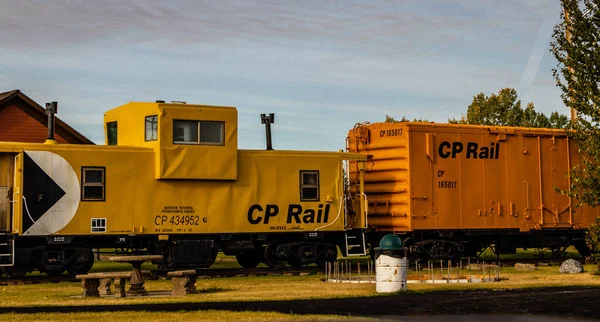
[107,255,163,296]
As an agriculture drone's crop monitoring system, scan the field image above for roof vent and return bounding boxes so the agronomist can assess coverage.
[171,101,187,104]
[156,100,165,103]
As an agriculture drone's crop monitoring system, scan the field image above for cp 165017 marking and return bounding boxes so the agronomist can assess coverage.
[438,181,457,189]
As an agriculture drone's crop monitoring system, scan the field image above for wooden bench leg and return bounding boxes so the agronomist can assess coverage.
[114,277,127,298]
[81,279,100,297]
[98,278,112,296]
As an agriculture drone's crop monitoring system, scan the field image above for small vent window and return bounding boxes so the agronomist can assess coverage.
[145,115,158,141]
[82,167,105,201]
[173,120,224,145]
[107,122,117,145]
[300,171,319,201]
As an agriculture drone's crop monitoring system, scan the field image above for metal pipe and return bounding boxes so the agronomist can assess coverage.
[45,101,57,141]
[260,113,275,150]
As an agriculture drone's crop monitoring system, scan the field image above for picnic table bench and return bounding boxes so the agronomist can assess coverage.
[167,270,198,296]
[76,270,151,297]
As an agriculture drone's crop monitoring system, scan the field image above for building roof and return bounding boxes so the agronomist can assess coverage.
[0,89,94,144]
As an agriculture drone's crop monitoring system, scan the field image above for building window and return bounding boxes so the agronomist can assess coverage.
[173,120,224,145]
[300,171,319,201]
[107,122,117,145]
[81,167,105,201]
[145,115,158,141]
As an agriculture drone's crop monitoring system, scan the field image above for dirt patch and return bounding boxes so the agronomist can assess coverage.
[1,286,598,319]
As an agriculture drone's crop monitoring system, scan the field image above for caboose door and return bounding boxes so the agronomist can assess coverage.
[0,153,14,233]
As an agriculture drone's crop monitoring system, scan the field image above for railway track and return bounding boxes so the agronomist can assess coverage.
[0,266,324,285]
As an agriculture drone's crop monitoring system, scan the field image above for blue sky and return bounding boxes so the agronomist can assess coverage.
[0,0,566,151]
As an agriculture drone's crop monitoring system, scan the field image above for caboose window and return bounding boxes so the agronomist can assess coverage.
[107,122,117,145]
[200,122,224,144]
[300,171,319,201]
[145,115,158,141]
[173,120,224,145]
[81,167,105,201]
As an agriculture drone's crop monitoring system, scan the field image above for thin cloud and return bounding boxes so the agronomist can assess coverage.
[0,0,568,150]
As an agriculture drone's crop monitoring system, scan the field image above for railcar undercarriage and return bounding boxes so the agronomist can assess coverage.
[367,229,591,262]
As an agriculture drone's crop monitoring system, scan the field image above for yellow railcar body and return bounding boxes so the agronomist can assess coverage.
[347,122,599,233]
[0,100,369,275]
[2,144,356,237]
[0,101,367,239]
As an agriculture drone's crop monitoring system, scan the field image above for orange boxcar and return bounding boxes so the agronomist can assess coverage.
[347,121,599,259]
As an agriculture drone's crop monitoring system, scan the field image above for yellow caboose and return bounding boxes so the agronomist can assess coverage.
[347,121,599,260]
[0,101,367,277]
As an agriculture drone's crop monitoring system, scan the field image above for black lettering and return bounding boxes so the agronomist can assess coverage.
[303,209,315,223]
[287,204,303,224]
[478,146,489,159]
[154,216,161,225]
[317,204,323,222]
[247,204,263,224]
[380,130,385,137]
[323,204,331,222]
[495,142,500,159]
[451,142,463,158]
[439,141,451,158]
[490,142,495,159]
[264,204,279,224]
[466,142,478,159]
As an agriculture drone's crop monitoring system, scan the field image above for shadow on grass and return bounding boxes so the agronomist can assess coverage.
[198,287,229,294]
[0,286,599,319]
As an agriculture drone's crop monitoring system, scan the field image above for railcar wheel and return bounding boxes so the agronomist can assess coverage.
[65,247,95,275]
[44,269,65,276]
[315,244,337,268]
[287,257,303,268]
[236,251,261,269]
[264,242,287,270]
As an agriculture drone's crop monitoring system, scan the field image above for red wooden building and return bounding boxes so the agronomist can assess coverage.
[0,90,93,144]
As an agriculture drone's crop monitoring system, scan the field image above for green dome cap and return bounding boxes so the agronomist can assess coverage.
[376,234,403,250]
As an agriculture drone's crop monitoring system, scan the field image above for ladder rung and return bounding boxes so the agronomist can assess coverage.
[0,254,11,256]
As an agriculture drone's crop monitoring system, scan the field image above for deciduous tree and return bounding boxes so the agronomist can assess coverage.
[448,88,569,129]
[551,0,600,260]
[385,114,428,123]
[550,0,600,209]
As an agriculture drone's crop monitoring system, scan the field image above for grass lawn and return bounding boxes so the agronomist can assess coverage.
[0,248,597,321]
